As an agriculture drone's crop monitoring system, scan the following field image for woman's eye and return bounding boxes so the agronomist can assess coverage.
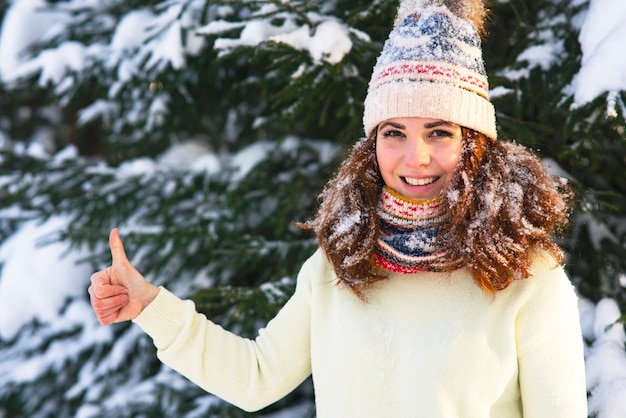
[382,129,404,138]
[430,129,453,138]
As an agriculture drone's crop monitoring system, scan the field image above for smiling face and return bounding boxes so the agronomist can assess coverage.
[375,117,463,200]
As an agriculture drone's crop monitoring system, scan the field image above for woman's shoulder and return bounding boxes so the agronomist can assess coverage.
[301,247,334,272]
[529,246,563,271]
[295,247,337,287]
[505,247,575,300]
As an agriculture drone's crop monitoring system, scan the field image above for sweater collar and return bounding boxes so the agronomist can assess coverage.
[373,186,460,274]
[378,186,447,226]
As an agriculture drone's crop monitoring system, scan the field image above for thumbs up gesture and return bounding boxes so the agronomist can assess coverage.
[88,228,160,325]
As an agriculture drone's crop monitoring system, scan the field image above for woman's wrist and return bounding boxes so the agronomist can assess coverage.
[141,283,160,312]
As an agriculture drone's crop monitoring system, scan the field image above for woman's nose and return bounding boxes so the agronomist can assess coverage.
[404,138,430,166]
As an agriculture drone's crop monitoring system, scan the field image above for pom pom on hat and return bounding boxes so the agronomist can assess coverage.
[395,0,489,38]
[363,0,497,139]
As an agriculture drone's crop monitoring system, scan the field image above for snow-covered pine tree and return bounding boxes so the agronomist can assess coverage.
[0,0,624,416]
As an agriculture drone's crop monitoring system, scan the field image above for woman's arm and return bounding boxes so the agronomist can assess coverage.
[515,255,588,417]
[132,269,314,412]
[89,228,316,412]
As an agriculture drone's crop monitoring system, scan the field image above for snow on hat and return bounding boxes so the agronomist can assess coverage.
[362,0,497,139]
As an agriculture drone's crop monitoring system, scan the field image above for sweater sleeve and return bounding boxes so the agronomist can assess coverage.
[515,254,588,417]
[132,251,320,412]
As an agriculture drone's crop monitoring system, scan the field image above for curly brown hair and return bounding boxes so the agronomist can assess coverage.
[300,128,572,299]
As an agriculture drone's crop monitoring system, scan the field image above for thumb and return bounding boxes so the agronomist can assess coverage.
[109,228,129,265]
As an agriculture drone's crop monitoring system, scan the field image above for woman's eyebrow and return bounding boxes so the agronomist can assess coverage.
[379,121,406,130]
[424,120,458,129]
[379,120,460,130]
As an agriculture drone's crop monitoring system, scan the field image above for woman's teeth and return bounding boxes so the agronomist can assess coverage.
[403,176,436,186]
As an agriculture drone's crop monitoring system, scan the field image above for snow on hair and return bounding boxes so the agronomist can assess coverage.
[395,0,490,39]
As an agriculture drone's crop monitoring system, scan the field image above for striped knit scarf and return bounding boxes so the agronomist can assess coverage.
[373,186,460,274]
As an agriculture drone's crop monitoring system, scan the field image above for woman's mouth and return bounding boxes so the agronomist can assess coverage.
[402,176,438,186]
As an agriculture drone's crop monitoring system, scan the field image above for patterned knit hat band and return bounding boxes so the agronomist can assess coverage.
[363,70,497,139]
[363,1,497,139]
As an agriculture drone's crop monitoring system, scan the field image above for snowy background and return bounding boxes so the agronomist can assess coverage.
[1,0,626,416]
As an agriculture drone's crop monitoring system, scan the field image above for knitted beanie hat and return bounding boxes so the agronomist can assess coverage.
[362,0,497,139]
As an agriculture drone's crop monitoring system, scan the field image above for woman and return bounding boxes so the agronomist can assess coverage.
[89,0,588,416]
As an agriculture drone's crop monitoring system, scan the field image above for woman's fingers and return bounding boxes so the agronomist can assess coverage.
[89,228,156,324]
[90,269,127,295]
[89,267,130,325]
[109,228,130,266]
[89,287,129,325]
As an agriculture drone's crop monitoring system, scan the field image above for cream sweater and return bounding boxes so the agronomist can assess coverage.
[133,248,588,417]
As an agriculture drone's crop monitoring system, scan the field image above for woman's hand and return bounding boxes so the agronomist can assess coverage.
[88,228,160,325]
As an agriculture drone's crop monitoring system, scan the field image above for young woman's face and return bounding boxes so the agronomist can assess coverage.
[376,117,463,200]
